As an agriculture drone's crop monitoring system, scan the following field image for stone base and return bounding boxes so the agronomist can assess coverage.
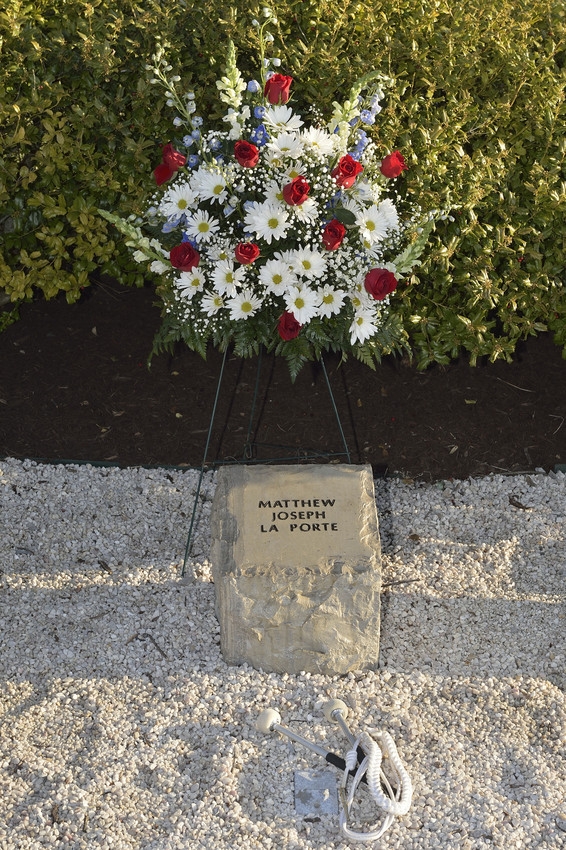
[209,464,381,675]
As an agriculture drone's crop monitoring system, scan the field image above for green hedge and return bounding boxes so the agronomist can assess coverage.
[1,0,565,366]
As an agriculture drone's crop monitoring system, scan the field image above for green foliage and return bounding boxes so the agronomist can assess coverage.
[1,0,565,367]
[0,300,21,332]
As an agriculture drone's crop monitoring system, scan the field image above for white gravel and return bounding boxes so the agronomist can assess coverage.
[0,458,564,849]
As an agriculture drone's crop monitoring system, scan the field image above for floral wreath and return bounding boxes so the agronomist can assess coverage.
[100,10,440,378]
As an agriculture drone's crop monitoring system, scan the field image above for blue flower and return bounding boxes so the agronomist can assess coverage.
[250,123,269,146]
[191,116,203,127]
[208,137,222,152]
[254,105,266,120]
[162,219,180,233]
[349,128,370,160]
[223,204,235,216]
[182,135,194,147]
[191,129,201,140]
[187,154,200,168]
[247,80,261,93]
[182,233,199,247]
[360,109,375,125]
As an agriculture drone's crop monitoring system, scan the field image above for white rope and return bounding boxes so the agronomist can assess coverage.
[339,728,412,843]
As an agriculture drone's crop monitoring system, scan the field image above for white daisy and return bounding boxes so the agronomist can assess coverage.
[244,201,290,244]
[211,260,246,295]
[201,291,225,315]
[284,284,320,324]
[264,180,286,206]
[258,259,298,295]
[185,210,220,242]
[300,126,336,157]
[316,284,346,318]
[349,308,378,344]
[350,285,373,311]
[225,288,263,320]
[273,249,296,266]
[355,204,390,245]
[364,241,386,262]
[376,198,400,232]
[207,241,235,262]
[350,179,379,204]
[263,105,304,132]
[290,247,327,281]
[266,132,304,159]
[293,197,319,224]
[177,268,205,299]
[159,182,196,220]
[262,148,288,170]
[190,168,228,204]
[337,196,363,218]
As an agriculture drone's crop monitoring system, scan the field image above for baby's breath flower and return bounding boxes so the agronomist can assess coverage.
[114,34,438,375]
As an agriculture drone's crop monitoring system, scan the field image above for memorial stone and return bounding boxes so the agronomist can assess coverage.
[209,464,381,674]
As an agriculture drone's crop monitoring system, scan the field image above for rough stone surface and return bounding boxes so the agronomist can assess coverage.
[209,463,381,674]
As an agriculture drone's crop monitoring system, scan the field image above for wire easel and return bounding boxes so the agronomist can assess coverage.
[181,348,351,576]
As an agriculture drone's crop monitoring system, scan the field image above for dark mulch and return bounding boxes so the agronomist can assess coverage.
[1,278,565,481]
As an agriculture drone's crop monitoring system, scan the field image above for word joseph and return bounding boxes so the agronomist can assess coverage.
[257,497,338,533]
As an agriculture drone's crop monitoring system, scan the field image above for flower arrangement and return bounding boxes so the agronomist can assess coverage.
[100,10,440,378]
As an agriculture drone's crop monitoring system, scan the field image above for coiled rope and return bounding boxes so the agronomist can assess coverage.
[339,728,413,842]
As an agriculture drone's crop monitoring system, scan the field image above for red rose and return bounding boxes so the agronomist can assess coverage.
[235,242,260,264]
[322,219,346,250]
[234,140,260,168]
[277,311,302,341]
[380,151,408,178]
[162,143,187,170]
[331,155,364,189]
[364,268,398,301]
[264,73,293,105]
[153,143,186,185]
[153,162,175,186]
[282,176,310,206]
[170,242,200,272]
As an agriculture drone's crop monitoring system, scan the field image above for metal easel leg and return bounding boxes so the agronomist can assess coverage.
[181,347,228,577]
[321,356,351,464]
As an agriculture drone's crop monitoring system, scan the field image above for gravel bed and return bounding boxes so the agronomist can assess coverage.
[0,458,564,849]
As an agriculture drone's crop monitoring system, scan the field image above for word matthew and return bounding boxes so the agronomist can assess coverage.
[258,497,338,534]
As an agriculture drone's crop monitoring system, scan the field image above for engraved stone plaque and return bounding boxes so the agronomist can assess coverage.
[209,463,381,674]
